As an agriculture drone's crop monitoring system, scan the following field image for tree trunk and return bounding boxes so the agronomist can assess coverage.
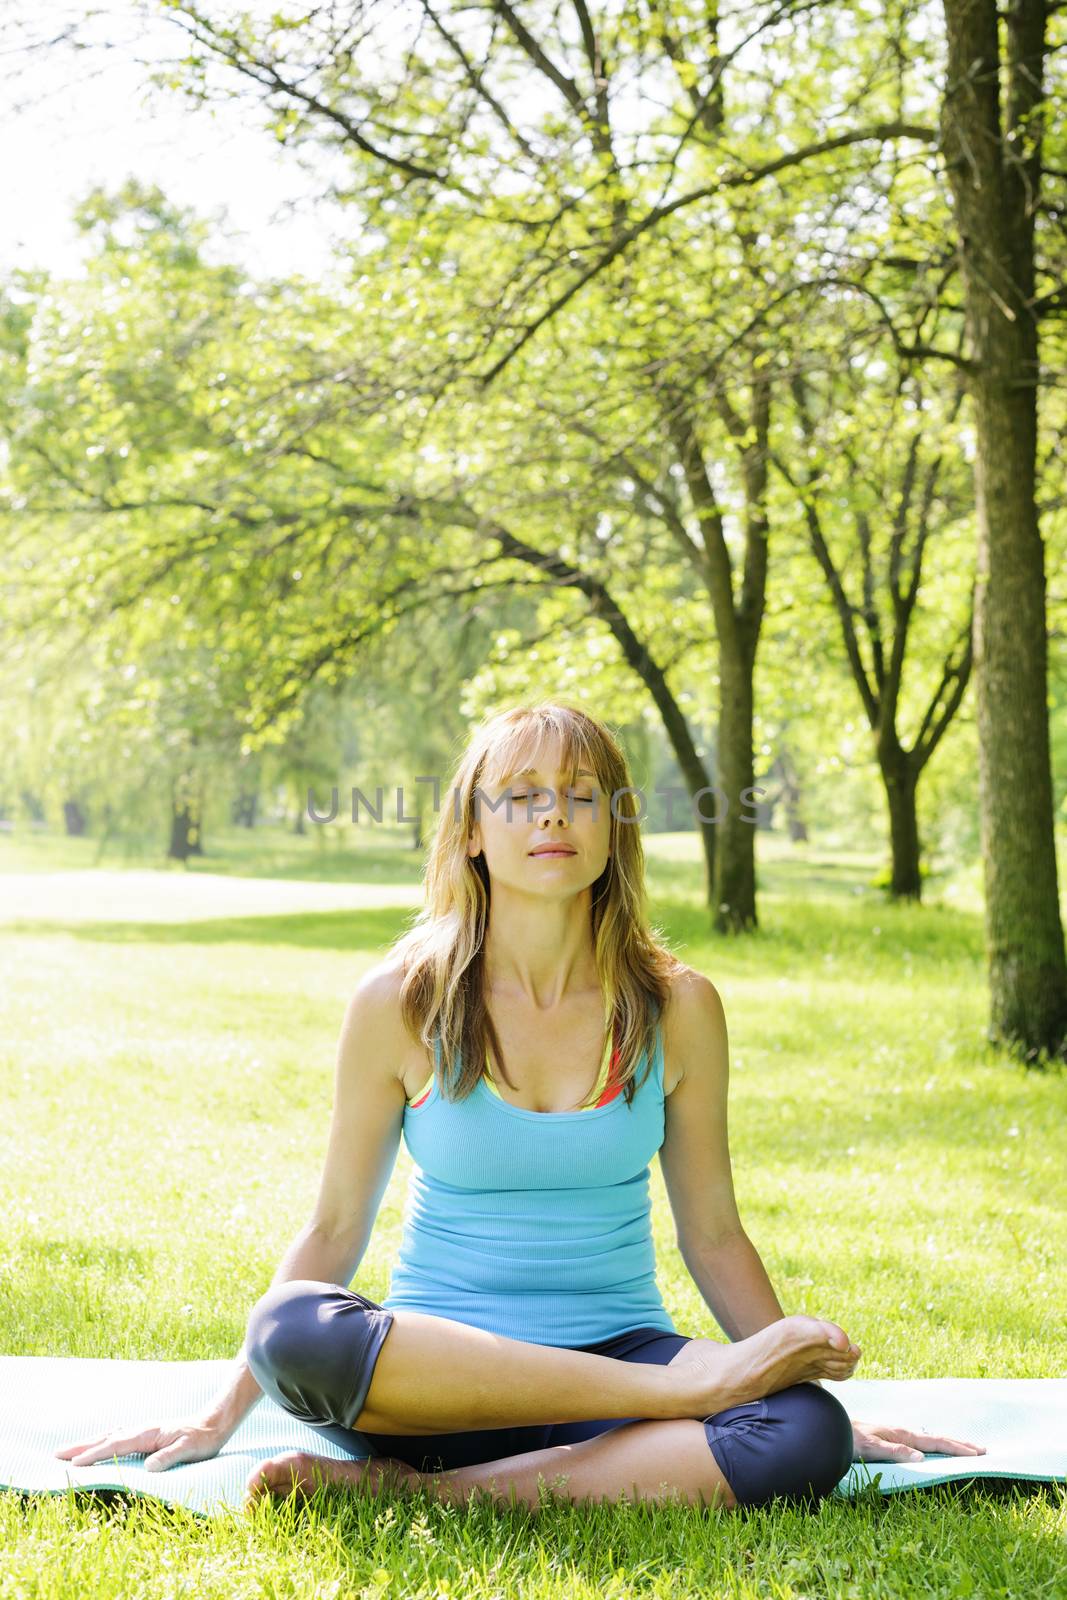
[751,794,776,831]
[780,747,809,843]
[665,373,771,933]
[880,748,922,901]
[168,800,196,861]
[715,660,758,930]
[232,788,259,827]
[940,0,1067,1057]
[485,519,718,907]
[168,774,203,862]
[62,799,87,836]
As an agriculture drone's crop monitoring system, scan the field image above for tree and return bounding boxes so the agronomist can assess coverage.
[773,363,976,900]
[938,0,1067,1056]
[5,3,1064,1012]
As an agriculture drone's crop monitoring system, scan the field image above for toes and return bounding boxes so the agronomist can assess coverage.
[246,1452,313,1501]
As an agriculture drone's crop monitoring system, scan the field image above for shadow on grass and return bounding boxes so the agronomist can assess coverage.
[2,907,417,952]
[844,1476,1067,1510]
[182,840,428,886]
[7,891,990,971]
[1,824,989,976]
[646,845,957,903]
[0,826,429,886]
[25,1240,149,1273]
[650,895,986,970]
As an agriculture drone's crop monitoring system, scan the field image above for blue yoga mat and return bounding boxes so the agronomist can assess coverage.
[1,1357,1063,1518]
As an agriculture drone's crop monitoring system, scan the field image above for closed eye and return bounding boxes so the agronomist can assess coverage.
[512,791,595,803]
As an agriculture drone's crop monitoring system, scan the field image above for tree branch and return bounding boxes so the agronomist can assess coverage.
[476,124,938,383]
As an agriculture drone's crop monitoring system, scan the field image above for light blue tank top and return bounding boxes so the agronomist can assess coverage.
[381,1020,677,1347]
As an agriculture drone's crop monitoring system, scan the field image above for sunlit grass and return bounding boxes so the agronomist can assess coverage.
[1,826,1064,1598]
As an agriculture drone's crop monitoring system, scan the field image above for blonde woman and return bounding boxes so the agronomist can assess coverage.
[59,701,983,1511]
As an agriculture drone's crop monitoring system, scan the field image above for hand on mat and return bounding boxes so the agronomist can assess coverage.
[850,1420,988,1464]
[55,1417,231,1473]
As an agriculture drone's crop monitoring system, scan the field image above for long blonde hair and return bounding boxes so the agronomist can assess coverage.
[386,700,688,1104]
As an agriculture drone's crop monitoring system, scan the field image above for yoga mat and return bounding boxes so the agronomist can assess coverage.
[1,1357,1063,1518]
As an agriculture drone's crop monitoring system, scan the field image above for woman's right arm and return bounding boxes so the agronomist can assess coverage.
[202,964,409,1433]
[196,1221,388,1440]
[57,963,412,1470]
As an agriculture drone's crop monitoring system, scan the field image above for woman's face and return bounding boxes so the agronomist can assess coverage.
[468,740,612,900]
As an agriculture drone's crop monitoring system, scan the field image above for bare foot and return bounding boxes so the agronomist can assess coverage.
[243,1450,419,1509]
[671,1315,862,1416]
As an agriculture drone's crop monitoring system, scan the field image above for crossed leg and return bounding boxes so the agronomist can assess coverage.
[247,1413,737,1511]
[426,1414,739,1509]
[243,1281,857,1511]
[244,1303,737,1510]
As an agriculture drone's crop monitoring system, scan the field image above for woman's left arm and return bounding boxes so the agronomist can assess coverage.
[673,1235,989,1461]
[659,971,987,1466]
[669,1232,790,1342]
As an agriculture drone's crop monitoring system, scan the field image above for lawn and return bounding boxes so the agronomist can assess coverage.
[1,824,1064,1599]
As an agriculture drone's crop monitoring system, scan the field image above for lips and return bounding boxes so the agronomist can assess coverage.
[529,845,576,856]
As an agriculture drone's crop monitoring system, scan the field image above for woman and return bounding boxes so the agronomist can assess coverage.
[58,701,984,1512]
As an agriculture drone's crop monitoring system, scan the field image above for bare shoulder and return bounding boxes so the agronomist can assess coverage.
[658,966,740,1249]
[351,956,406,1010]
[662,964,727,1095]
[341,958,426,1091]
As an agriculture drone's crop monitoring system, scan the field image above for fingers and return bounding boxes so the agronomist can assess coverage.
[909,1432,987,1456]
[57,1432,155,1467]
[54,1435,111,1460]
[59,1428,226,1475]
[873,1428,988,1462]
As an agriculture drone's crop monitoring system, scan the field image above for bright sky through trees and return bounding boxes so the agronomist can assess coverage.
[2,3,346,280]
[3,0,782,282]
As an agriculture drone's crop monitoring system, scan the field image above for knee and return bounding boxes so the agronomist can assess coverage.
[703,1383,853,1512]
[243,1278,340,1386]
[774,1383,854,1504]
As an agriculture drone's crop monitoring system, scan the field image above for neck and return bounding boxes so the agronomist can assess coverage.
[482,884,599,1010]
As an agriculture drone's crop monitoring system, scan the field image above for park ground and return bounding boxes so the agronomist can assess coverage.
[0,825,1064,1600]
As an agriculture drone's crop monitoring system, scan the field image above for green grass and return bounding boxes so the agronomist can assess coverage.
[1,825,1064,1598]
